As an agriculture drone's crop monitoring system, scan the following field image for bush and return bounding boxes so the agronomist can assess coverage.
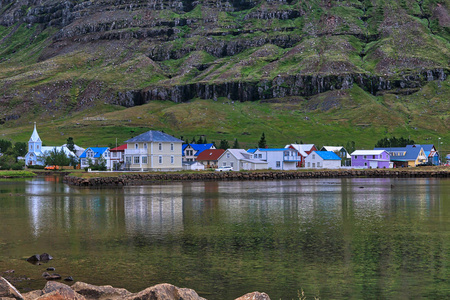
[27,165,46,169]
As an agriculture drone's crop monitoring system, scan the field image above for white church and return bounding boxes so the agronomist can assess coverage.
[24,123,78,166]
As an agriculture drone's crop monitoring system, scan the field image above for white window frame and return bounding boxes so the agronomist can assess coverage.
[134,156,140,164]
[142,156,147,164]
[159,143,162,151]
[171,155,174,164]
[171,143,174,151]
[159,155,162,164]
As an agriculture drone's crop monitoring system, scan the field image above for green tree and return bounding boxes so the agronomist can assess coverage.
[0,139,12,154]
[66,137,75,152]
[232,138,240,149]
[258,133,267,148]
[13,142,27,157]
[197,136,204,144]
[374,136,415,148]
[219,139,230,150]
[41,148,71,167]
[0,155,16,170]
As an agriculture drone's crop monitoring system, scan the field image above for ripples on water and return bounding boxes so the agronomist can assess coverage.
[0,176,449,299]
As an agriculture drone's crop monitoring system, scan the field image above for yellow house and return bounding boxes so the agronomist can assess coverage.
[124,130,183,171]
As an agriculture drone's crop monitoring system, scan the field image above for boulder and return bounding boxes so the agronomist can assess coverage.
[70,282,132,300]
[125,283,206,300]
[0,276,24,299]
[41,281,85,300]
[22,290,43,300]
[235,292,271,300]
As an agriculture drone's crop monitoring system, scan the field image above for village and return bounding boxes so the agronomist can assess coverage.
[20,123,449,173]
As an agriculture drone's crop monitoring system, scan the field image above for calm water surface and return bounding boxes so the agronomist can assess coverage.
[0,176,449,299]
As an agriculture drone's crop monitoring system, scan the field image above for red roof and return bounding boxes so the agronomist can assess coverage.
[110,144,128,151]
[196,149,225,161]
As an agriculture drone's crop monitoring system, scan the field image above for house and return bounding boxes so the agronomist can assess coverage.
[80,147,111,169]
[182,161,205,171]
[374,145,427,167]
[182,143,216,162]
[110,144,127,170]
[351,150,391,169]
[250,148,300,170]
[285,144,317,167]
[305,151,341,169]
[446,154,450,165]
[217,149,268,171]
[61,144,85,158]
[25,123,77,166]
[320,146,351,166]
[196,149,225,169]
[414,144,439,165]
[124,130,183,171]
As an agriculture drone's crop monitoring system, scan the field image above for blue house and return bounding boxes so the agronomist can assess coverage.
[80,147,111,169]
[182,143,215,162]
[375,145,427,167]
[414,144,439,165]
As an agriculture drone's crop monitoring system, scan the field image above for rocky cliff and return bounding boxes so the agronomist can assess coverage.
[0,0,449,124]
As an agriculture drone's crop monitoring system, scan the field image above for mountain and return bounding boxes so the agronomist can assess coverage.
[0,0,449,148]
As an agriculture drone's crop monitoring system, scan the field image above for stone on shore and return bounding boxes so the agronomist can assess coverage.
[125,283,206,300]
[71,282,131,300]
[41,281,85,300]
[0,276,24,300]
[234,292,271,300]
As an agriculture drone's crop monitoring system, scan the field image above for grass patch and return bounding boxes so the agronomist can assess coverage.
[0,170,36,177]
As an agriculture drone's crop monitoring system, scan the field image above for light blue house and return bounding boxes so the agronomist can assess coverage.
[250,148,300,170]
[25,123,76,166]
[305,151,342,169]
[79,147,111,169]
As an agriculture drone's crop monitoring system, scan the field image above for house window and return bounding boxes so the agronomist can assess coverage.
[171,143,174,151]
[317,162,321,167]
[364,155,367,159]
[134,156,140,164]
[30,145,33,150]
[37,145,39,149]
[159,143,162,151]
[171,156,174,164]
[144,143,147,149]
[312,154,315,159]
[307,162,310,167]
[112,152,117,158]
[223,162,226,166]
[276,161,281,168]
[230,162,234,168]
[227,153,230,158]
[135,143,138,150]
[373,155,375,159]
[125,156,131,164]
[312,163,315,168]
[355,155,358,159]
[159,155,162,164]
[142,156,147,164]
[254,155,258,159]
[259,154,262,158]
[364,162,367,166]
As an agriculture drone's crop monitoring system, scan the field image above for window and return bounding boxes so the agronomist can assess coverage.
[259,154,262,158]
[317,162,321,167]
[312,163,315,168]
[364,155,367,159]
[159,155,162,164]
[307,162,310,167]
[171,143,174,151]
[112,152,117,158]
[37,145,39,149]
[134,156,140,164]
[373,155,375,159]
[30,145,33,150]
[355,155,358,159]
[312,154,315,159]
[254,155,258,159]
[171,156,174,164]
[223,162,226,166]
[144,143,147,149]
[135,143,138,150]
[230,162,234,168]
[125,156,131,164]
[276,161,281,168]
[142,156,147,164]
[159,143,162,151]
[227,153,230,158]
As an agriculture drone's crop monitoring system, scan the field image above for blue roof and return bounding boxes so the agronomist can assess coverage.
[375,145,424,161]
[182,144,214,156]
[247,149,257,153]
[125,130,183,143]
[315,151,341,160]
[80,147,109,158]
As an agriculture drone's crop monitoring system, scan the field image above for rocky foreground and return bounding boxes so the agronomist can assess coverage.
[0,277,270,300]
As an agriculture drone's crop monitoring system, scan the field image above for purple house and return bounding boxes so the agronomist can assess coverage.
[351,150,391,169]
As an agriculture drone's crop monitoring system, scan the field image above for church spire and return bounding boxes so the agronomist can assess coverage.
[29,122,41,142]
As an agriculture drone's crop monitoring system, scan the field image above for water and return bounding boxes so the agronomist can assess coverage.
[0,176,449,299]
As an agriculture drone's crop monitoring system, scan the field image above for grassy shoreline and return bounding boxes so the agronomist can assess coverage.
[0,170,36,178]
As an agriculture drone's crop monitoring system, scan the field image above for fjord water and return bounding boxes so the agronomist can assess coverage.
[0,176,449,299]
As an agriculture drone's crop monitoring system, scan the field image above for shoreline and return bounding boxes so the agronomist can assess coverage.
[63,168,450,187]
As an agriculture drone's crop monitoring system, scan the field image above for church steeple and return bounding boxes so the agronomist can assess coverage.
[29,122,41,143]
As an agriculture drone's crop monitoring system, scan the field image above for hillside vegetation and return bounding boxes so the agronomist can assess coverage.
[0,0,449,149]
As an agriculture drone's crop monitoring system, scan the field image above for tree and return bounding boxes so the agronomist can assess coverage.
[374,136,415,148]
[219,139,230,150]
[258,133,267,148]
[232,138,240,149]
[0,139,12,154]
[345,141,356,154]
[191,136,196,143]
[41,148,71,167]
[197,136,204,144]
[66,137,75,152]
[13,142,27,157]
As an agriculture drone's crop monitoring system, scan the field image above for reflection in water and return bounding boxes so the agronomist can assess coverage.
[123,186,184,236]
[0,176,448,300]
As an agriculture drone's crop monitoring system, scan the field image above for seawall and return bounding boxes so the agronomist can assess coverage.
[63,169,450,187]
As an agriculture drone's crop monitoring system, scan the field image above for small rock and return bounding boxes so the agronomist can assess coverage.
[42,272,51,278]
[47,267,55,271]
[235,292,271,300]
[64,277,74,282]
[27,254,41,264]
[40,253,53,261]
[45,274,61,281]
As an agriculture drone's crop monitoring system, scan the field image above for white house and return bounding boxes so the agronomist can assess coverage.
[25,123,77,166]
[79,147,112,169]
[305,151,341,169]
[285,144,318,167]
[182,161,205,171]
[250,148,299,170]
[124,130,184,171]
[320,146,351,166]
[217,149,268,171]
